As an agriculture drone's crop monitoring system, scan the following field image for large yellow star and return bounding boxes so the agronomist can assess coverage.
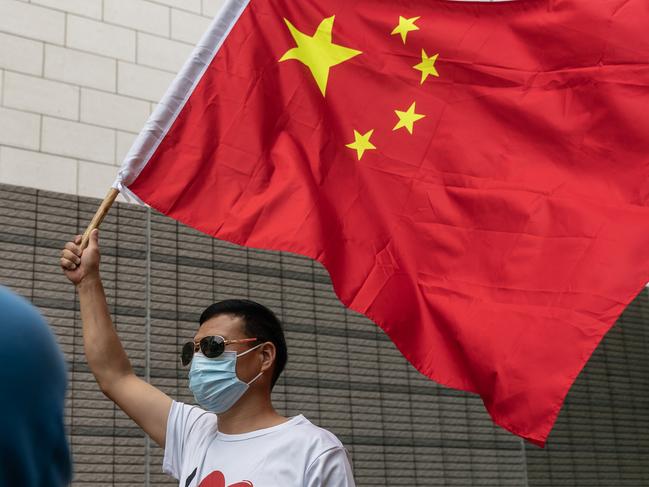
[391,16,420,44]
[393,102,426,134]
[346,129,376,160]
[413,49,439,84]
[279,16,362,96]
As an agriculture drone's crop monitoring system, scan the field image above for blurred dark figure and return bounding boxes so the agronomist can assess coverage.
[0,286,72,486]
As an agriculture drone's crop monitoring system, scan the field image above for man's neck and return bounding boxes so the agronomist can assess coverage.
[216,388,288,435]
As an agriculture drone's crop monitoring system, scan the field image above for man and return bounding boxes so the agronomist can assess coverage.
[60,229,355,486]
[0,286,72,486]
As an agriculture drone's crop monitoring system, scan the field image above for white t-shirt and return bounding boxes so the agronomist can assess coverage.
[163,401,356,487]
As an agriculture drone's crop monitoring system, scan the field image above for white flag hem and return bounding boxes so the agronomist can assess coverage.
[113,0,251,204]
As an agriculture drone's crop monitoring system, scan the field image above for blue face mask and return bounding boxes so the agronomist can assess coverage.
[188,343,264,413]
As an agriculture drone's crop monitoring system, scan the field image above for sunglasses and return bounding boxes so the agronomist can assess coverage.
[181,335,259,366]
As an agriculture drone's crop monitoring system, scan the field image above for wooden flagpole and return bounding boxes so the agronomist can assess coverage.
[80,188,120,250]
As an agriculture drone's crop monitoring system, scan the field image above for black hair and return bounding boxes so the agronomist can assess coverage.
[199,299,287,388]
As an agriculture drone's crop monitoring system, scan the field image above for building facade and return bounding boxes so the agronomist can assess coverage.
[0,0,647,485]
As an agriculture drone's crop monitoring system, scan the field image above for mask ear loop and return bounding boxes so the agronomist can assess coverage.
[247,370,264,386]
[236,341,265,357]
[236,342,266,385]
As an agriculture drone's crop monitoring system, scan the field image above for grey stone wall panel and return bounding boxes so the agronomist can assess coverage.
[1,183,647,486]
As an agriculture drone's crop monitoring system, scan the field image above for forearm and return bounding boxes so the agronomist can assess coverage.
[61,230,172,446]
[77,274,134,392]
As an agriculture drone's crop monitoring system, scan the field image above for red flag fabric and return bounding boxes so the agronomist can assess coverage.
[116,0,649,446]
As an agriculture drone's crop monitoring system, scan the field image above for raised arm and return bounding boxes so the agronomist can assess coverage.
[60,230,172,447]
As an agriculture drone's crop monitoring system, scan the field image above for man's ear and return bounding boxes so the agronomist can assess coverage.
[259,341,276,374]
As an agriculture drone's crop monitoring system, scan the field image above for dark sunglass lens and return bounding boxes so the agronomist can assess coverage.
[201,336,225,358]
[181,342,194,366]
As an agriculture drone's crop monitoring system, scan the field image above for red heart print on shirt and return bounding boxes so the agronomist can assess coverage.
[198,470,253,487]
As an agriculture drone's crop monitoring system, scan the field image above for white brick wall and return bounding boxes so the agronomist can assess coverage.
[0,146,77,194]
[0,32,43,76]
[0,0,65,44]
[44,45,117,92]
[0,107,41,150]
[4,72,80,119]
[0,0,226,199]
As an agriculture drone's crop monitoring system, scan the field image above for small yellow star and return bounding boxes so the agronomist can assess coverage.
[279,16,362,96]
[391,16,420,44]
[346,129,376,160]
[393,102,426,134]
[413,49,439,84]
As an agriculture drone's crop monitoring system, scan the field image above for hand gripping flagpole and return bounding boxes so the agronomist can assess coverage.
[80,188,120,251]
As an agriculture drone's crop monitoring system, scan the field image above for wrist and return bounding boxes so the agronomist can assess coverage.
[76,272,102,291]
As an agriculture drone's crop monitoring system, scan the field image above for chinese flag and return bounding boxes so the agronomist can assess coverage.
[117,0,649,446]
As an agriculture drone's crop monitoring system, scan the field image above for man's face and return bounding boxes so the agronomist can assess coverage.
[194,314,262,384]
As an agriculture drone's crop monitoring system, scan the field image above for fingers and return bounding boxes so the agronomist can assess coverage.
[74,234,82,245]
[61,248,81,265]
[60,256,77,271]
[88,229,99,250]
[64,241,82,258]
[60,248,81,271]
[60,237,82,271]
